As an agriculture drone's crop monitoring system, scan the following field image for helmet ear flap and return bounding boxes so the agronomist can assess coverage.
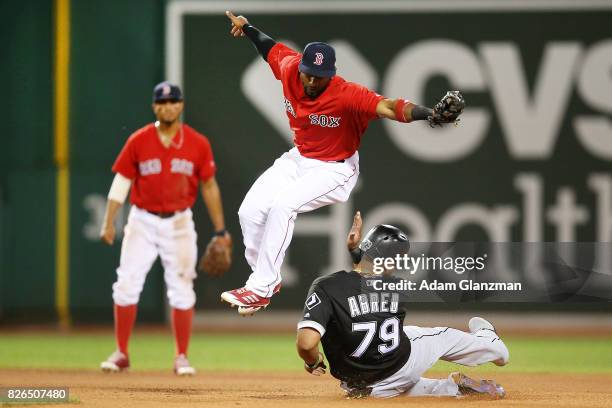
[350,247,363,264]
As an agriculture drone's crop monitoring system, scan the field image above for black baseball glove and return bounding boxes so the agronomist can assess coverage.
[428,90,465,127]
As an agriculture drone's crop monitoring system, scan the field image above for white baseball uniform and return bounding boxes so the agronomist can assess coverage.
[237,42,384,297]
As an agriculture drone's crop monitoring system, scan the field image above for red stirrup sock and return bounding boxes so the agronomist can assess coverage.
[172,307,194,356]
[114,303,137,355]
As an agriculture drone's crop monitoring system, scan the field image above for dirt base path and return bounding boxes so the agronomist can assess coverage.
[1,369,611,408]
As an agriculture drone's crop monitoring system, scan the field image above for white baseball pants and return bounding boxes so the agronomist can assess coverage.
[361,325,509,398]
[238,147,359,297]
[112,206,197,310]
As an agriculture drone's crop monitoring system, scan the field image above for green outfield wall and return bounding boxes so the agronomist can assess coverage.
[2,0,611,323]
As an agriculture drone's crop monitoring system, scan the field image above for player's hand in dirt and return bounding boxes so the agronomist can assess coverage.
[304,352,327,376]
[226,11,249,37]
[346,211,362,251]
[100,223,116,245]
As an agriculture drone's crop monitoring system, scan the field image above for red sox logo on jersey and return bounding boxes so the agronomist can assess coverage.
[284,97,296,118]
[309,113,341,128]
[171,158,194,176]
[139,159,162,176]
[314,52,324,66]
[138,158,194,176]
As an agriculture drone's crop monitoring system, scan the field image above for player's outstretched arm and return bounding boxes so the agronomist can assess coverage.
[297,328,327,376]
[376,91,465,127]
[226,11,277,61]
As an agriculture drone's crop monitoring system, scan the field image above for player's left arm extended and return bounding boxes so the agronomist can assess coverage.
[376,91,465,127]
[200,177,228,236]
[226,11,276,61]
[297,328,327,376]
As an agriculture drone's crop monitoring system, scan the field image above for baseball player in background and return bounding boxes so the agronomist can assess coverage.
[99,82,232,375]
[221,11,465,315]
[296,212,509,398]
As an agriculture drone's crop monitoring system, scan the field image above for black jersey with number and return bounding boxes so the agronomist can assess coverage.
[298,270,411,388]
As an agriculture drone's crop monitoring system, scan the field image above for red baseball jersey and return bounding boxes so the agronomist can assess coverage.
[112,123,216,212]
[268,43,385,161]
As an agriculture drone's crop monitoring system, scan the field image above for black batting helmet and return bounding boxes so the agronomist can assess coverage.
[350,224,410,268]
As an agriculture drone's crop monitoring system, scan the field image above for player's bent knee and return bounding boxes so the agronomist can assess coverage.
[494,343,510,366]
[269,200,295,218]
[168,294,196,310]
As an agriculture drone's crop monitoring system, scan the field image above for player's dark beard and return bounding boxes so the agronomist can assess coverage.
[303,84,327,99]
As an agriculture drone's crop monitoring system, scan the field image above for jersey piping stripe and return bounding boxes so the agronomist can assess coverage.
[474,327,500,342]
[267,164,359,297]
[408,327,450,342]
[476,335,501,343]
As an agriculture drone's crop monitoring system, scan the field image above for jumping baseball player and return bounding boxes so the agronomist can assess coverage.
[221,12,465,315]
[296,212,509,398]
[99,82,232,375]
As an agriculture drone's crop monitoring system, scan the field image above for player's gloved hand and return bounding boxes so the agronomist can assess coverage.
[226,11,249,37]
[304,352,327,376]
[199,232,233,277]
[428,90,465,127]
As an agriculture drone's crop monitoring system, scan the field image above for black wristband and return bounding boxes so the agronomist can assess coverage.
[214,229,227,237]
[242,24,277,61]
[411,105,433,121]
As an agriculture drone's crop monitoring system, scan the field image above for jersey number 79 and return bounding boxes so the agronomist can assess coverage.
[350,317,400,358]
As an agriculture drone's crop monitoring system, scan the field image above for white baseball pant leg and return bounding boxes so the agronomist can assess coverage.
[367,325,509,398]
[238,150,299,272]
[112,207,197,309]
[157,209,198,310]
[238,147,359,297]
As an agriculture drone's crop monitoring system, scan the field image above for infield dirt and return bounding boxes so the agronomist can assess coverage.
[1,369,611,408]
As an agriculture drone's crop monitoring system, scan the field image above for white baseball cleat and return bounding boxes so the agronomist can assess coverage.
[174,354,196,376]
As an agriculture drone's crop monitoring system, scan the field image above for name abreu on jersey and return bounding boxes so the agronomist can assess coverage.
[347,292,400,318]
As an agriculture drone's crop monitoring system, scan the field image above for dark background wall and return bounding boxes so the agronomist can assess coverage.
[2,0,56,321]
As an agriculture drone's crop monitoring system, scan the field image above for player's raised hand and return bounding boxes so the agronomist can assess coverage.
[225,11,249,38]
[100,223,116,245]
[347,211,362,250]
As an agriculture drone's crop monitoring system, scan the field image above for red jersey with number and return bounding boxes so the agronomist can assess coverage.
[267,43,384,161]
[112,123,216,212]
